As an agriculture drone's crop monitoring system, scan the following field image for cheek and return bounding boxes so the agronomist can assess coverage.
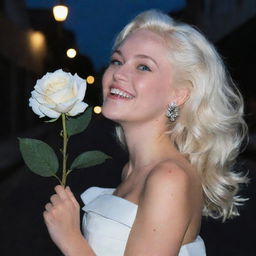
[149,86,172,114]
[102,69,108,84]
[155,74,173,101]
[143,78,171,101]
[102,70,111,98]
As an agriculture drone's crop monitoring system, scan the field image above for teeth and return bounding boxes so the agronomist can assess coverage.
[110,88,133,99]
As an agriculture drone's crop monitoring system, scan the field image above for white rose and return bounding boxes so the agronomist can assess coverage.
[29,69,88,119]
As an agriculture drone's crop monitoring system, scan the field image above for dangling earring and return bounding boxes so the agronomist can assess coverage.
[166,102,179,121]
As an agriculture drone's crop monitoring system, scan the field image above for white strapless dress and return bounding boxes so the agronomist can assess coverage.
[81,187,206,256]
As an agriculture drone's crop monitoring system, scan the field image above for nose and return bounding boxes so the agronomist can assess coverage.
[113,64,129,82]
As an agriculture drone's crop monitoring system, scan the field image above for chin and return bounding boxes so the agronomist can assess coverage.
[101,106,123,123]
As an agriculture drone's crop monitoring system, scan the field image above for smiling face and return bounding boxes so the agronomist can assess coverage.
[102,29,180,126]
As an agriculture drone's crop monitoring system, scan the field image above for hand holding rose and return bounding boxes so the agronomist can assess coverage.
[44,186,95,255]
[43,186,83,253]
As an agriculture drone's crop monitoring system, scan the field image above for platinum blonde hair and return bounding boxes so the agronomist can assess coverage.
[113,10,248,221]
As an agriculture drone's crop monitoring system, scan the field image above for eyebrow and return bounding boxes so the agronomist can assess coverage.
[113,50,159,68]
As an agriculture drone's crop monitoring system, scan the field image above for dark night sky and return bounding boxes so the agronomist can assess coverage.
[25,0,186,70]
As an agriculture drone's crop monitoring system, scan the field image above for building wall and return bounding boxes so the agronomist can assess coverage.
[0,0,47,73]
[0,0,47,143]
[0,16,47,73]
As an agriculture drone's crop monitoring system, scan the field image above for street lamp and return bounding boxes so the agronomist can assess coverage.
[53,2,69,22]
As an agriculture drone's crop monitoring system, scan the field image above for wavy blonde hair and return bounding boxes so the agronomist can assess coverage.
[113,10,248,221]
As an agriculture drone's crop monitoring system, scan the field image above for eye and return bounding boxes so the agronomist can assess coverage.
[110,58,122,66]
[137,64,151,72]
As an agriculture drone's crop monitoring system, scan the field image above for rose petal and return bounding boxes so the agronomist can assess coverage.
[34,82,44,94]
[74,74,87,101]
[39,105,61,119]
[35,73,52,91]
[36,69,71,93]
[74,73,85,85]
[55,98,77,113]
[29,98,45,118]
[67,102,88,116]
[31,90,56,107]
[49,86,74,104]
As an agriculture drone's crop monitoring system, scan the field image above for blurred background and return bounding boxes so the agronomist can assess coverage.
[0,0,256,255]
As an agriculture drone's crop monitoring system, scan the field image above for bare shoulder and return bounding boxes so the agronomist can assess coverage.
[139,158,202,213]
[145,159,192,193]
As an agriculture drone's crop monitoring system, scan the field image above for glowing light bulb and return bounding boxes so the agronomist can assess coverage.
[53,5,69,22]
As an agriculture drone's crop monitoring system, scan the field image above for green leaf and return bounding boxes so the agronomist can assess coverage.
[18,138,59,177]
[66,107,92,137]
[70,150,111,170]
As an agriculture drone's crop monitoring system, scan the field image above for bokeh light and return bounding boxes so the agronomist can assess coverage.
[93,106,102,114]
[53,5,69,22]
[29,31,46,55]
[86,75,95,84]
[66,48,77,58]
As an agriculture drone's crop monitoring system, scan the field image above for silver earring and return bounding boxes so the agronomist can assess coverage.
[166,102,179,121]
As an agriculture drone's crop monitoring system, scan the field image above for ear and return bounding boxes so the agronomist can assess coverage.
[170,86,191,106]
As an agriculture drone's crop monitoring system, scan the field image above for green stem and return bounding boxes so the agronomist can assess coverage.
[53,174,63,186]
[61,113,68,187]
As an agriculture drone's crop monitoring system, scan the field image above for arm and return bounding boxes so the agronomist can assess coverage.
[43,185,96,256]
[124,162,195,256]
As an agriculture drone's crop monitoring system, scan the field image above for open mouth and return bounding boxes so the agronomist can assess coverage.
[109,88,134,99]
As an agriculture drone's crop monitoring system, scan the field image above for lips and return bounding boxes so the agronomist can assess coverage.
[109,87,134,99]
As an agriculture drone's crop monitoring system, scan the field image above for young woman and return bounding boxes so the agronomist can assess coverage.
[43,10,248,256]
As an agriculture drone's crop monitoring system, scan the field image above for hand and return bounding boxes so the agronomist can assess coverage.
[43,185,82,252]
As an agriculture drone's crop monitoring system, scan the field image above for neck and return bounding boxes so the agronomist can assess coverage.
[120,118,178,172]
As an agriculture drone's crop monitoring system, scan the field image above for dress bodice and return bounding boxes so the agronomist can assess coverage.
[81,187,206,256]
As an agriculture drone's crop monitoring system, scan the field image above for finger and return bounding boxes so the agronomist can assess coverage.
[45,202,53,212]
[43,210,52,224]
[50,194,60,205]
[54,185,69,200]
[66,186,79,208]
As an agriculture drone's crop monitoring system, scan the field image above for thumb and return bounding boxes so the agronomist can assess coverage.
[65,186,80,208]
